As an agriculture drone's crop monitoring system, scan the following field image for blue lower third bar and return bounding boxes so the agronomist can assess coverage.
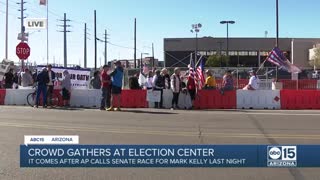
[19,145,320,168]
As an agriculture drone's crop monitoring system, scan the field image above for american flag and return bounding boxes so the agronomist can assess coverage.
[189,56,205,90]
[266,47,301,73]
[195,57,205,89]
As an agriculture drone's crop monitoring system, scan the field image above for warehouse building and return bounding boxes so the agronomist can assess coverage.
[164,37,320,68]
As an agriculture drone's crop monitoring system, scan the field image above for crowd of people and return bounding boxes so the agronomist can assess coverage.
[124,67,260,110]
[2,64,72,108]
[1,61,260,110]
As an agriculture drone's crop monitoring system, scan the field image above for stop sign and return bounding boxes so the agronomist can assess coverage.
[16,42,30,60]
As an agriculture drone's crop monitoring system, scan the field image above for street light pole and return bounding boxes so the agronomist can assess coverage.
[220,21,235,57]
[276,0,279,47]
[191,23,202,66]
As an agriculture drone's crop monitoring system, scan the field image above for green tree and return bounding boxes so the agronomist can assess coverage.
[205,55,229,67]
[310,47,320,69]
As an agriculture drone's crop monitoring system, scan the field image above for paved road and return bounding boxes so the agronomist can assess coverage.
[0,106,319,180]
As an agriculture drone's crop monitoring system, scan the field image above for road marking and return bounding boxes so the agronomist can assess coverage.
[0,122,319,140]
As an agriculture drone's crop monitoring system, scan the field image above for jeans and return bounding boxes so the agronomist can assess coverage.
[36,85,47,106]
[101,87,111,108]
[154,89,163,108]
[172,92,180,108]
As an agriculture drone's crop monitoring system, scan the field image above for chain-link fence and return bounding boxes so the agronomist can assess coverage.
[122,67,319,89]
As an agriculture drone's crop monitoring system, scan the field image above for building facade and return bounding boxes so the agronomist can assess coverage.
[164,37,320,68]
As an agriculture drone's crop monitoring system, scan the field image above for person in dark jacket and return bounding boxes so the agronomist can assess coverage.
[91,71,101,89]
[35,68,49,108]
[4,69,14,89]
[129,73,141,90]
[152,70,165,108]
[46,64,56,107]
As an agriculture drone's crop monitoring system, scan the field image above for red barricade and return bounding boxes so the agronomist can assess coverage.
[279,80,317,90]
[194,90,236,109]
[121,90,147,108]
[281,90,320,110]
[0,89,6,105]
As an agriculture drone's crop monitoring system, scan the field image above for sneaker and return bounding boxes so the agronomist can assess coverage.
[34,105,38,108]
[115,107,122,111]
[100,107,105,111]
[106,107,115,111]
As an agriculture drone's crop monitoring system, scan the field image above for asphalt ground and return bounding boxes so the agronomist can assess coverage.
[0,106,319,180]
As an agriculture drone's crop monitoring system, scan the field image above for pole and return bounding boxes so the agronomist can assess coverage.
[94,10,97,70]
[140,53,142,73]
[5,0,8,59]
[46,0,49,64]
[152,43,154,68]
[20,0,25,71]
[84,23,87,68]
[276,0,279,48]
[226,23,229,57]
[63,13,67,67]
[134,18,137,68]
[195,32,198,66]
[104,29,107,65]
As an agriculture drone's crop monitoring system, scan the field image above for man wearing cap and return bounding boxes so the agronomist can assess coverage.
[107,61,124,111]
[46,64,56,107]
[35,67,49,108]
[100,65,112,110]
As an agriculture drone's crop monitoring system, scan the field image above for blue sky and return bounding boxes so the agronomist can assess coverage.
[0,0,319,67]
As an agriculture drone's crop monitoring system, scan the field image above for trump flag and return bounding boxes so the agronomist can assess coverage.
[266,47,301,73]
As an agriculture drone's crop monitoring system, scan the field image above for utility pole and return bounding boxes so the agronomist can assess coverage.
[94,10,97,70]
[5,0,9,59]
[17,0,26,70]
[84,23,87,68]
[152,43,155,68]
[103,29,109,65]
[84,23,90,68]
[134,18,137,68]
[58,13,71,68]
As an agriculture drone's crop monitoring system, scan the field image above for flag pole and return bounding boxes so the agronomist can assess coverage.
[46,0,49,65]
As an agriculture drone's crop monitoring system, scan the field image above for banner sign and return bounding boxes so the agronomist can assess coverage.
[36,66,90,89]
[19,145,320,168]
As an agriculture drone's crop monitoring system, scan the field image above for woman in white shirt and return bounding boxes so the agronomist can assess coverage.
[145,71,154,90]
[243,71,259,90]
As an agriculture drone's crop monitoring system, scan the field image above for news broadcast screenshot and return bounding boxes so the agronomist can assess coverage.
[1,0,320,179]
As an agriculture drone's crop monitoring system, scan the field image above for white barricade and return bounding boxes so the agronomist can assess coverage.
[237,90,281,109]
[5,89,34,105]
[318,80,320,90]
[163,89,173,109]
[70,89,100,108]
[178,92,192,110]
[148,90,192,109]
[70,89,90,107]
[87,89,101,108]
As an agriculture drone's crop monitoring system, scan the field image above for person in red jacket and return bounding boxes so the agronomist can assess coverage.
[187,71,196,102]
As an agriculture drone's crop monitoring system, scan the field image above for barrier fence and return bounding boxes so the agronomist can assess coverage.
[1,87,320,110]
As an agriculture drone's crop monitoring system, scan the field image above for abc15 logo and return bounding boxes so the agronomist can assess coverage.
[268,146,297,161]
